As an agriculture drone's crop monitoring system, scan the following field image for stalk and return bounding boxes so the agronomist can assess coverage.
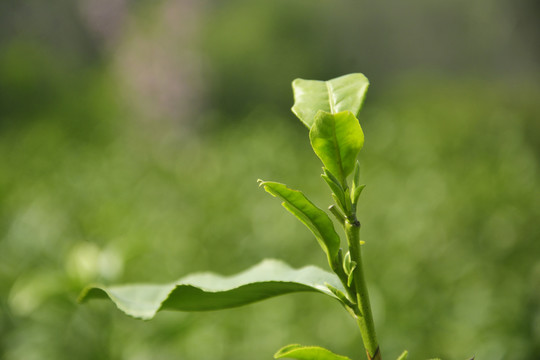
[345,219,381,360]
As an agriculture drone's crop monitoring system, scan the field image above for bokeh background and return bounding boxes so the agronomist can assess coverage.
[1,1,539,359]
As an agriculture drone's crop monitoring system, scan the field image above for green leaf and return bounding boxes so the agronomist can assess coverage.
[396,350,408,360]
[259,180,341,264]
[352,161,361,190]
[291,73,370,128]
[352,184,366,205]
[79,259,345,320]
[324,282,354,308]
[309,111,364,184]
[275,344,352,360]
[321,174,346,211]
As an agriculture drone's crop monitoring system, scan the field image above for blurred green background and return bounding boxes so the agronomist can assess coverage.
[1,0,539,359]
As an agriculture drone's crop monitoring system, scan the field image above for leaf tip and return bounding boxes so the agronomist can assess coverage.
[396,350,408,360]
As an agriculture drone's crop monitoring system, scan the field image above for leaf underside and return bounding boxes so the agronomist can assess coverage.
[291,73,369,128]
[79,259,345,320]
[275,344,352,360]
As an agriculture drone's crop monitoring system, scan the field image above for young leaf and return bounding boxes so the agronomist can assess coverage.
[396,350,408,360]
[352,184,366,205]
[342,251,357,286]
[322,175,346,210]
[325,282,354,308]
[352,161,361,190]
[291,73,370,128]
[275,344,352,360]
[79,259,346,320]
[259,180,341,264]
[310,111,364,184]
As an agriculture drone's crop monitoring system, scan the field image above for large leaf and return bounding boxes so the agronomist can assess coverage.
[309,111,364,183]
[79,259,345,320]
[275,344,351,360]
[258,180,341,265]
[291,73,369,128]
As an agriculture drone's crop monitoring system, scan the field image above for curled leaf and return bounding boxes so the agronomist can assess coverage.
[259,180,341,265]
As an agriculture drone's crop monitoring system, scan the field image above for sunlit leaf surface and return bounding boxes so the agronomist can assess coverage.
[79,259,344,320]
[291,73,369,128]
[309,111,364,183]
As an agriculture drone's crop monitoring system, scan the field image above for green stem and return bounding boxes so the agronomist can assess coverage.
[345,220,381,360]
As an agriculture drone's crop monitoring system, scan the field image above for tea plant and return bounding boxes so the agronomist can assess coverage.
[80,74,473,360]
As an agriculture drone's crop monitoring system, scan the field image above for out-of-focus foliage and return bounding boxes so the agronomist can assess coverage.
[1,0,539,359]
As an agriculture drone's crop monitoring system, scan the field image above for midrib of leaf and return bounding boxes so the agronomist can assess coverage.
[329,114,345,183]
[326,81,336,114]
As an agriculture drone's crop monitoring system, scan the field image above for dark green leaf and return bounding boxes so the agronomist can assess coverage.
[79,259,345,320]
[309,111,364,183]
[259,180,341,264]
[275,344,352,360]
[291,73,370,128]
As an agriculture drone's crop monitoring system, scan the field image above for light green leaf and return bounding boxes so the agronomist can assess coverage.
[352,184,366,205]
[396,350,408,360]
[79,259,345,320]
[309,111,364,183]
[352,161,361,190]
[321,174,346,211]
[291,73,370,128]
[275,344,351,360]
[259,180,341,265]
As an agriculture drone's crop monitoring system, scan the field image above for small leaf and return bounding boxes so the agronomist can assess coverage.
[352,184,366,205]
[291,73,370,128]
[342,252,353,275]
[322,175,346,210]
[275,344,352,360]
[310,111,364,184]
[352,161,361,190]
[259,180,341,264]
[347,271,354,287]
[396,350,408,360]
[79,259,346,320]
[323,168,343,191]
[324,282,354,308]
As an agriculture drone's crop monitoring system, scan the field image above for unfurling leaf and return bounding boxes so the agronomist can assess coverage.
[79,259,345,320]
[291,73,369,128]
[259,180,340,265]
[310,111,364,184]
[275,344,352,360]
